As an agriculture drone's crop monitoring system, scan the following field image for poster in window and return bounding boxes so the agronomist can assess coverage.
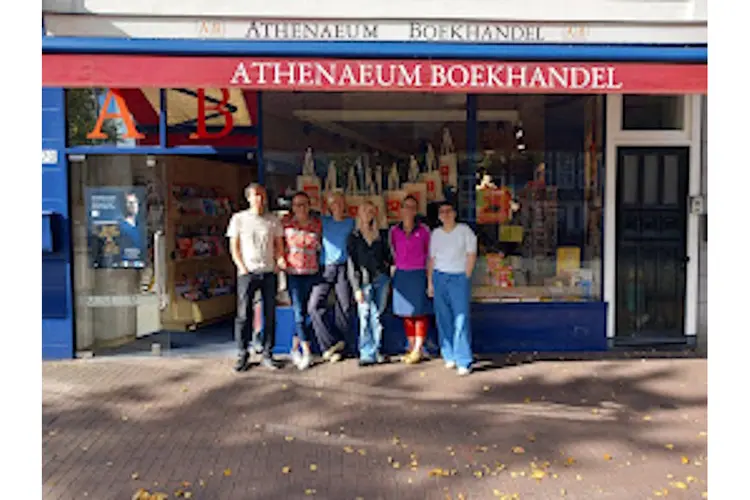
[86,187,147,269]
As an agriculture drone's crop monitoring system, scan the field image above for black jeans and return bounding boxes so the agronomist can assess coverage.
[235,272,277,357]
[308,264,353,352]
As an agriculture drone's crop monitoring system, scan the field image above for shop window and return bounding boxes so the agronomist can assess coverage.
[66,88,160,147]
[262,91,603,304]
[622,95,685,131]
[261,91,468,218]
[472,95,603,303]
[65,87,259,148]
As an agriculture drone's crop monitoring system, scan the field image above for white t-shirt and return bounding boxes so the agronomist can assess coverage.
[225,210,283,275]
[429,223,478,274]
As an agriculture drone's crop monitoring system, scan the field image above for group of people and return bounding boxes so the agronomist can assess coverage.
[225,183,478,376]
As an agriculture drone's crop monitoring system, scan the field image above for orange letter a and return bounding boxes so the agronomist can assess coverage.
[86,89,145,140]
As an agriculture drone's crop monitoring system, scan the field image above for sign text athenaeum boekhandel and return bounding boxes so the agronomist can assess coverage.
[242,20,548,42]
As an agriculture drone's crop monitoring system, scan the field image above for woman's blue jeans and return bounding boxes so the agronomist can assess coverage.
[287,274,318,343]
[357,273,390,362]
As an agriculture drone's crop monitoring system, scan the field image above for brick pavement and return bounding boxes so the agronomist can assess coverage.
[42,353,708,500]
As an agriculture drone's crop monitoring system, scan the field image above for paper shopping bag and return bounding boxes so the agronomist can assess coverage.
[439,128,458,188]
[384,190,406,223]
[297,148,322,211]
[367,195,388,229]
[402,182,427,215]
[419,143,444,202]
[297,176,322,212]
[345,195,364,220]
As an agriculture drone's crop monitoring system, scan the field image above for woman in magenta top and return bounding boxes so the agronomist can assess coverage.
[388,195,433,364]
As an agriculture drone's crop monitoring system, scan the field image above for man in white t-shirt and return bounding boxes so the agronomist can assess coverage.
[226,183,284,372]
[427,201,478,376]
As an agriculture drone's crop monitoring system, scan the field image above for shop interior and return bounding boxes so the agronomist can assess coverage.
[67,88,604,356]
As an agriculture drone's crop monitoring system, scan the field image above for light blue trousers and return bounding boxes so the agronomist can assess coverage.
[433,271,473,369]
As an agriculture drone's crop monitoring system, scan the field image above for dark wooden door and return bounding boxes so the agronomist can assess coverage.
[615,147,689,341]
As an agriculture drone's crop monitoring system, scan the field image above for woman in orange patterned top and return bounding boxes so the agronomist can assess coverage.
[281,191,322,370]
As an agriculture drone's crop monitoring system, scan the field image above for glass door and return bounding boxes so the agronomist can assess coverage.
[70,155,169,354]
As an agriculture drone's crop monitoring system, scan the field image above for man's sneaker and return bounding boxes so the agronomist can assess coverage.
[290,350,303,369]
[322,341,346,361]
[298,352,312,371]
[445,361,456,369]
[260,357,280,370]
[358,358,376,367]
[234,351,250,372]
[457,366,472,377]
[328,352,343,363]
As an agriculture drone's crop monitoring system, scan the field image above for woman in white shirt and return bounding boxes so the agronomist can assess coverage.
[427,201,478,376]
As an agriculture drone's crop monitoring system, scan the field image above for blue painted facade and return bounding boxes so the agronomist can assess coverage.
[42,88,75,359]
[42,35,706,359]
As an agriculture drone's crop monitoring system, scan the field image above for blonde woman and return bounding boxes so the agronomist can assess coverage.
[346,201,393,367]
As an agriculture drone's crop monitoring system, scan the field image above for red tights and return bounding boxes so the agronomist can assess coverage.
[404,316,428,342]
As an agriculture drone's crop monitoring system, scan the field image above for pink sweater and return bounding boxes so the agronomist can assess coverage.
[389,223,431,270]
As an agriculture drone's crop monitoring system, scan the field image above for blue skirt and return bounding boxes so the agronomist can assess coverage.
[392,269,433,317]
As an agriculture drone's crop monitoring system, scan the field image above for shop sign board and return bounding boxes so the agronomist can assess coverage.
[44,56,708,96]
[43,16,707,45]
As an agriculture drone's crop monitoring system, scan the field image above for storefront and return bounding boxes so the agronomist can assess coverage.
[41,13,707,359]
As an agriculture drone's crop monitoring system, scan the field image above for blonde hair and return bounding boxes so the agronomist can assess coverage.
[356,200,379,244]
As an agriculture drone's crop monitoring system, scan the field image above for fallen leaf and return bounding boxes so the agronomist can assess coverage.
[184,493,193,499]
[670,481,688,490]
[591,408,600,415]
[476,446,488,452]
[564,457,576,466]
[428,468,449,477]
[473,470,483,478]
[282,466,291,474]
[603,454,613,461]
[702,492,708,498]
[309,464,318,472]
[560,488,567,496]
[681,456,690,465]
[687,476,697,483]
[512,446,526,454]
[343,446,354,453]
[285,436,295,442]
[181,386,189,392]
[316,391,322,397]
[665,444,675,450]
[420,371,426,377]
[281,384,288,390]
[131,472,139,480]
[358,449,367,456]
[198,480,206,487]
[576,474,583,481]
[121,416,129,422]
[527,433,536,442]
[530,469,546,480]
[698,431,707,438]
[523,397,531,404]
[304,488,316,495]
[483,385,491,392]
[643,415,652,421]
[392,461,401,469]
[653,490,667,497]
[223,468,232,477]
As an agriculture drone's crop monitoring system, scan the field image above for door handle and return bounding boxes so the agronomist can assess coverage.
[153,230,169,311]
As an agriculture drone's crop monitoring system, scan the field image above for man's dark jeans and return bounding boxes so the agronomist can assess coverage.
[235,272,277,358]
[308,264,353,352]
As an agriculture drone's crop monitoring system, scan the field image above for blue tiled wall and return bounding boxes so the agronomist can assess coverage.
[42,88,74,360]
